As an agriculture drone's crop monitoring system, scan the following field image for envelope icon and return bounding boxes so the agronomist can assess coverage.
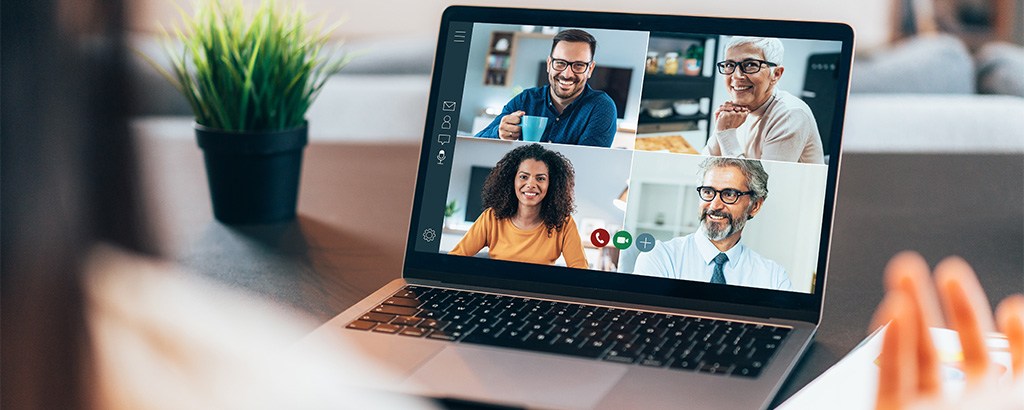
[442,101,457,112]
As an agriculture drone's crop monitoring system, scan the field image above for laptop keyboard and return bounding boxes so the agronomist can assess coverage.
[345,285,790,378]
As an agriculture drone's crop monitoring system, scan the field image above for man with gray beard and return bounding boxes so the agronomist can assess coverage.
[633,157,792,291]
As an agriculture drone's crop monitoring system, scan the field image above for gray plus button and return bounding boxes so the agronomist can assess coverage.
[636,233,656,252]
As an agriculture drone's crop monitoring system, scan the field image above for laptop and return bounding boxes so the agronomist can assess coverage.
[305,6,853,409]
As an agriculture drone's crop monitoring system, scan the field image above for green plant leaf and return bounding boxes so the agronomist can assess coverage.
[145,0,349,132]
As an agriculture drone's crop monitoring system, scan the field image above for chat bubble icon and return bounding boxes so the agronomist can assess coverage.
[438,134,451,145]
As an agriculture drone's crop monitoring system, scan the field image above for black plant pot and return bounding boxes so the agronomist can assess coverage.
[195,123,308,225]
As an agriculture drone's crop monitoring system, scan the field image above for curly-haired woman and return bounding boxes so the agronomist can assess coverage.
[449,144,588,268]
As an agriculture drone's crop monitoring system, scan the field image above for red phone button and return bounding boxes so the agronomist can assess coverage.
[590,228,610,247]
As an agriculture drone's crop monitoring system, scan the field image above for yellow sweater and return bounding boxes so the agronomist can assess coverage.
[449,208,589,269]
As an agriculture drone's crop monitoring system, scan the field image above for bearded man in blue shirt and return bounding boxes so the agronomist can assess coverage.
[475,29,618,147]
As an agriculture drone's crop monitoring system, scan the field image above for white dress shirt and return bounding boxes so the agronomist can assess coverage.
[632,228,793,291]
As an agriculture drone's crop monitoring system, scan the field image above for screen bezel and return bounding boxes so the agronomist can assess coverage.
[403,6,854,324]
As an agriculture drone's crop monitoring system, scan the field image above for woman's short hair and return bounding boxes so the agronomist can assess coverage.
[725,36,785,66]
[482,143,576,235]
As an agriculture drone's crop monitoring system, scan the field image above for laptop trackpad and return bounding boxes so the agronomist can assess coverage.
[404,345,626,409]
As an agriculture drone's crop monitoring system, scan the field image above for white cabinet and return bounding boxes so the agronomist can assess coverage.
[627,180,699,241]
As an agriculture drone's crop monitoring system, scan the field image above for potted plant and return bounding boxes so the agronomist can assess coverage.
[683,44,704,76]
[444,200,460,228]
[149,0,348,224]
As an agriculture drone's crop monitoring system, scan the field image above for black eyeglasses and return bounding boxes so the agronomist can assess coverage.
[550,58,592,74]
[696,186,755,204]
[716,58,777,75]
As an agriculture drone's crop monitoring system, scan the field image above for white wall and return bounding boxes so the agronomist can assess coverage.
[131,0,893,56]
[619,151,827,292]
[744,160,828,293]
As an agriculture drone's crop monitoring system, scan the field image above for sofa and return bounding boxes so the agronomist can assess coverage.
[130,30,1024,153]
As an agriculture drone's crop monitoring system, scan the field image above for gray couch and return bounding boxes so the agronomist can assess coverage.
[130,34,1024,152]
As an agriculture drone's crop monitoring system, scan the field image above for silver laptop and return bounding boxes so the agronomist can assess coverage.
[306,6,853,409]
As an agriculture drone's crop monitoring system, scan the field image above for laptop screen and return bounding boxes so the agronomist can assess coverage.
[405,7,853,320]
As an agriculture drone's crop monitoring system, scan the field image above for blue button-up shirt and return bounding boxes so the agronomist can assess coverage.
[475,84,617,147]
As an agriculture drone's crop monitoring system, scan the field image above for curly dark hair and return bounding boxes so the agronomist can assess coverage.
[481,144,576,236]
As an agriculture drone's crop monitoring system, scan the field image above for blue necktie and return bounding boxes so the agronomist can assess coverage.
[711,253,728,284]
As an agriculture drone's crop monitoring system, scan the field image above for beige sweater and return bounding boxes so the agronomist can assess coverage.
[704,89,825,164]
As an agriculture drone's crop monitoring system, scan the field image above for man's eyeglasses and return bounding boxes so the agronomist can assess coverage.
[696,186,755,204]
[550,58,592,74]
[716,59,777,75]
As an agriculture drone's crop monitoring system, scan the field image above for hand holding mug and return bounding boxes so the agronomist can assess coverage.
[871,251,1024,410]
[498,111,525,140]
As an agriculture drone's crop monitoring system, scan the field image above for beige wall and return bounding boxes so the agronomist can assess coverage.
[129,0,897,50]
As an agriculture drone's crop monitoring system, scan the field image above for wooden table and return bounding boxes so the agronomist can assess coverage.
[135,119,1023,407]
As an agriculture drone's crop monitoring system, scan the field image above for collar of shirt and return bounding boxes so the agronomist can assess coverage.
[544,84,594,116]
[693,226,745,269]
[749,88,778,119]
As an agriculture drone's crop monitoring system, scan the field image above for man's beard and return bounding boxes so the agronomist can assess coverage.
[701,208,749,241]
[550,74,582,99]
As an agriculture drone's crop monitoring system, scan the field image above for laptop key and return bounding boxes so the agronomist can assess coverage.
[608,323,639,334]
[553,325,578,336]
[384,297,421,308]
[416,310,448,320]
[578,329,608,340]
[535,336,609,358]
[603,354,637,364]
[604,343,644,364]
[697,362,734,375]
[550,315,575,326]
[464,326,501,340]
[496,328,530,342]
[639,357,668,367]
[670,358,700,371]
[733,364,764,378]
[346,320,377,331]
[608,331,637,345]
[391,316,423,326]
[374,305,418,316]
[420,319,442,329]
[462,328,517,347]
[360,312,396,323]
[373,324,403,334]
[495,318,527,331]
[429,324,475,341]
[427,331,457,341]
[446,313,474,324]
[400,327,429,337]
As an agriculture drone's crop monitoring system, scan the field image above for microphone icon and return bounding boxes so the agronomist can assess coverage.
[437,149,446,165]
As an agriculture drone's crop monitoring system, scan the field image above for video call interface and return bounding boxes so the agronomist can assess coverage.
[419,21,844,295]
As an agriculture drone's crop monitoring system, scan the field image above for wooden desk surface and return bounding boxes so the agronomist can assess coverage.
[135,121,1023,407]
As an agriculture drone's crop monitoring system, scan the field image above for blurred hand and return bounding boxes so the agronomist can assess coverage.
[714,102,749,131]
[498,111,525,140]
[871,251,1024,410]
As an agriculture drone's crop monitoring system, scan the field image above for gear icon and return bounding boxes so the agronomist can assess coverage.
[422,228,437,242]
